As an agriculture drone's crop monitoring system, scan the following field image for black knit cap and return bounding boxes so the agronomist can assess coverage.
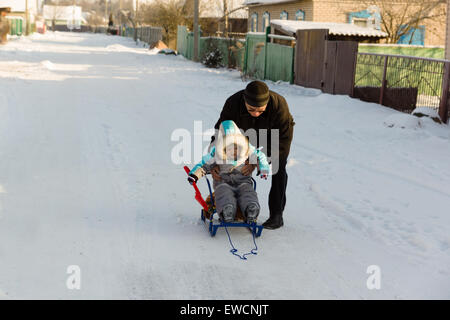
[244,80,270,107]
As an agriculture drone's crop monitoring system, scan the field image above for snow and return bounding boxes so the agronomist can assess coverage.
[1,32,450,299]
[271,19,388,38]
[412,107,441,119]
[244,0,292,5]
[383,113,422,129]
[0,0,41,13]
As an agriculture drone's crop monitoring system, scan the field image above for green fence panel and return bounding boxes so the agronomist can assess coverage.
[244,33,267,80]
[186,32,193,60]
[175,25,293,83]
[199,38,245,68]
[199,37,227,66]
[233,45,246,71]
[8,19,14,35]
[265,43,294,83]
[125,27,134,38]
[177,25,188,56]
[9,19,23,36]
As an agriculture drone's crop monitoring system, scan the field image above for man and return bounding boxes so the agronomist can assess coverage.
[211,81,294,230]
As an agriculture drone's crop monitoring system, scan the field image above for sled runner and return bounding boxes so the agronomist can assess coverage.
[184,166,264,238]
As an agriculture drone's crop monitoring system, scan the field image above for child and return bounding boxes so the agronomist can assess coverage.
[187,120,270,224]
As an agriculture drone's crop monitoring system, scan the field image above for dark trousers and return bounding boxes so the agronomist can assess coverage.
[268,158,288,217]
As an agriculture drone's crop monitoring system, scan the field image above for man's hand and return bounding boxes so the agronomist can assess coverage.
[211,166,221,181]
[242,160,257,176]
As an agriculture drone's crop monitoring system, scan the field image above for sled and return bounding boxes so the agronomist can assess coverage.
[184,166,264,238]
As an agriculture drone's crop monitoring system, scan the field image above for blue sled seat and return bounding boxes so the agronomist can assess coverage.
[200,175,264,238]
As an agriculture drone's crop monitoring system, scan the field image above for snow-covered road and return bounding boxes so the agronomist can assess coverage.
[0,32,449,299]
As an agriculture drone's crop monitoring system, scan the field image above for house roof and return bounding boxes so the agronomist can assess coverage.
[0,0,40,12]
[244,0,296,5]
[270,19,388,38]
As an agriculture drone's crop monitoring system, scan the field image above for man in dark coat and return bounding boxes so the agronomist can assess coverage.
[211,81,294,229]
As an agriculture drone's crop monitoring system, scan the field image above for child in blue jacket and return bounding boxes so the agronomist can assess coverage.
[188,120,269,223]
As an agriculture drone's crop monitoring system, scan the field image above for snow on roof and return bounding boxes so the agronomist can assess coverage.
[0,0,40,12]
[244,0,294,5]
[271,19,388,38]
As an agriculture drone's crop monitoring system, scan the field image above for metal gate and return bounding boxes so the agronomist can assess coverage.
[294,29,358,96]
[294,29,328,89]
[323,41,358,95]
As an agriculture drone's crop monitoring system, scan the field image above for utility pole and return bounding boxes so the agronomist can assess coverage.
[193,0,199,61]
[135,0,139,25]
[446,0,450,60]
[223,0,228,38]
[25,0,29,35]
[119,0,123,25]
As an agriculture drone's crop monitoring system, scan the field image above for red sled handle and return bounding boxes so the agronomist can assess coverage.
[184,166,208,212]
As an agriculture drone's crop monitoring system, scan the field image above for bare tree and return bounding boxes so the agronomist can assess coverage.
[85,10,105,28]
[347,0,446,44]
[140,0,206,47]
[209,0,246,37]
[44,1,71,31]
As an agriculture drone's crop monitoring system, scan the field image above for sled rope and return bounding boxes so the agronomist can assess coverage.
[208,175,259,260]
[185,166,260,261]
[224,224,258,260]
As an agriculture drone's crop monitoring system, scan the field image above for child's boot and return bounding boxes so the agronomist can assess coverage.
[245,203,259,224]
[220,205,235,223]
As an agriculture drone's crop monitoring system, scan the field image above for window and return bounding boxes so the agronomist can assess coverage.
[251,13,258,32]
[262,11,270,32]
[398,25,425,46]
[295,10,305,21]
[280,10,288,20]
[348,10,371,24]
[352,18,368,28]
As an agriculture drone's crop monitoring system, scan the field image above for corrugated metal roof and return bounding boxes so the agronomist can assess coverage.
[271,19,388,38]
[244,0,294,5]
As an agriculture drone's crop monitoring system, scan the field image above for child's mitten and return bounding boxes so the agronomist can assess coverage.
[187,174,198,185]
[259,168,269,180]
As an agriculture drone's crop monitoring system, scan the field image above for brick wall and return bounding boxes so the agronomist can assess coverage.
[247,0,446,46]
[247,0,313,32]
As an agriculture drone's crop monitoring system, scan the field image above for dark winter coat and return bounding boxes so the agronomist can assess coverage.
[212,89,294,161]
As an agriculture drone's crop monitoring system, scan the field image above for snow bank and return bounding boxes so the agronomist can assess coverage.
[383,113,422,129]
[40,60,55,70]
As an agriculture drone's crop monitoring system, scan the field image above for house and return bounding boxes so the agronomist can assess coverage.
[43,5,86,30]
[244,0,446,46]
[0,0,40,16]
[270,19,387,44]
[0,0,40,35]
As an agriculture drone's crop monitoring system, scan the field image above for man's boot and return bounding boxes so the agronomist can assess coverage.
[262,214,284,230]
